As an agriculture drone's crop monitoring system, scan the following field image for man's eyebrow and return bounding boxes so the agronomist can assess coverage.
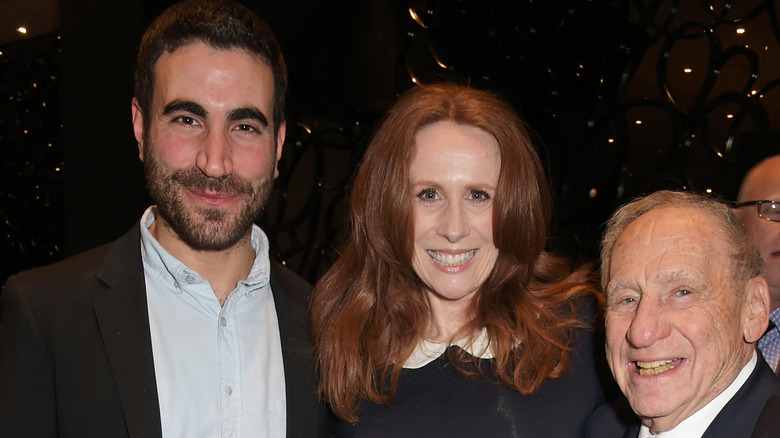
[606,279,631,296]
[162,100,207,118]
[655,269,697,285]
[228,108,269,128]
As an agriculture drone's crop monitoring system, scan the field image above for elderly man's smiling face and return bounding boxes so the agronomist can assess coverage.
[604,206,767,433]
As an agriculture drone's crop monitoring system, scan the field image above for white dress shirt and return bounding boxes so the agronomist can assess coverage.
[637,352,757,438]
[139,207,286,438]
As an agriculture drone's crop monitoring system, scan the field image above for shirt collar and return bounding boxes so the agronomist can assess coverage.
[139,206,271,293]
[403,328,494,369]
[637,351,758,438]
[769,307,780,327]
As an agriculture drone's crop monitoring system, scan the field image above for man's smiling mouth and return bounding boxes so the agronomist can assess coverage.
[635,359,680,376]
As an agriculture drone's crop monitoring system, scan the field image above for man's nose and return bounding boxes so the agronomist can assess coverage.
[196,130,233,178]
[626,297,671,348]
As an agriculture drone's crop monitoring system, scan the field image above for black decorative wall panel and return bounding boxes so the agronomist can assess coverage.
[4,1,780,284]
[0,35,63,284]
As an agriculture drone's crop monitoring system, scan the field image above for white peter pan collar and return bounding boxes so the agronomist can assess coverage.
[403,328,495,369]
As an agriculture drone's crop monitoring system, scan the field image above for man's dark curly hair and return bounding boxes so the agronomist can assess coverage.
[134,0,287,134]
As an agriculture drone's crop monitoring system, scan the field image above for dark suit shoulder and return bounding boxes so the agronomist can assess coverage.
[2,226,141,303]
[752,378,780,437]
[584,396,637,438]
[7,242,111,291]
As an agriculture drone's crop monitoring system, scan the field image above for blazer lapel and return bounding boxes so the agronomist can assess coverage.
[270,262,327,437]
[92,226,162,438]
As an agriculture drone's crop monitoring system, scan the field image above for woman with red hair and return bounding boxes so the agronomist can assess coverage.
[310,83,608,436]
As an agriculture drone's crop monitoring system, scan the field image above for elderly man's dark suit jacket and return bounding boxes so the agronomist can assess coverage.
[0,225,327,438]
[585,354,780,438]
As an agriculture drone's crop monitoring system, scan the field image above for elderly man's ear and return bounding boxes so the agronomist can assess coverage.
[743,276,771,344]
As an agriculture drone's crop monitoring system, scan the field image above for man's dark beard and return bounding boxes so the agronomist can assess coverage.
[144,149,274,251]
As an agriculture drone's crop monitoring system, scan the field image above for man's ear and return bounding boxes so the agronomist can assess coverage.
[273,120,286,179]
[131,98,145,162]
[743,276,770,344]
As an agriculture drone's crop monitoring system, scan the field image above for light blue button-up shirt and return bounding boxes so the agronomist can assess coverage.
[139,207,286,438]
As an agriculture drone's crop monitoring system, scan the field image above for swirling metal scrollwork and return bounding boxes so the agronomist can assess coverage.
[260,117,369,283]
[398,0,780,258]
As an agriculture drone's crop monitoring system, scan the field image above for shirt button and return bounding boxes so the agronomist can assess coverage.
[225,386,233,396]
[184,274,196,284]
[220,317,227,327]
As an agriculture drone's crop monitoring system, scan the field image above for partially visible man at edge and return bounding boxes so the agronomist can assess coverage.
[0,1,328,437]
[585,190,780,438]
[735,155,780,373]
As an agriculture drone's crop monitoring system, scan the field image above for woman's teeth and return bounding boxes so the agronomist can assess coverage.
[428,250,476,266]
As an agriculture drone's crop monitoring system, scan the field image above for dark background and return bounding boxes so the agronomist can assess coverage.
[3,0,780,284]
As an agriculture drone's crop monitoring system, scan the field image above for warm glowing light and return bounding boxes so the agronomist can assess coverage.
[726,114,733,119]
[751,90,758,95]
[408,8,427,28]
[608,138,614,143]
[736,28,745,34]
[17,27,28,34]
[706,189,713,194]
[635,120,642,125]
[684,68,692,73]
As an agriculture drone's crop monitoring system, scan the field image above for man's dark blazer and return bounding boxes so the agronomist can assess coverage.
[0,225,328,438]
[585,353,780,438]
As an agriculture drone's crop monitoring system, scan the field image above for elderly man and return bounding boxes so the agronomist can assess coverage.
[586,190,780,437]
[735,155,780,372]
[0,1,327,437]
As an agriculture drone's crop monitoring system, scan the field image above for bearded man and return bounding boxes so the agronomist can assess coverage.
[0,1,327,437]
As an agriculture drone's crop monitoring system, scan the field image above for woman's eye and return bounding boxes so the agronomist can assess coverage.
[469,190,491,202]
[416,188,439,201]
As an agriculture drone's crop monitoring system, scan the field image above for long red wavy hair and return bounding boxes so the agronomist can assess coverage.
[310,82,600,422]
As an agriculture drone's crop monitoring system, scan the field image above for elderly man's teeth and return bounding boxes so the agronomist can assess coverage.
[427,250,475,266]
[636,359,675,376]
